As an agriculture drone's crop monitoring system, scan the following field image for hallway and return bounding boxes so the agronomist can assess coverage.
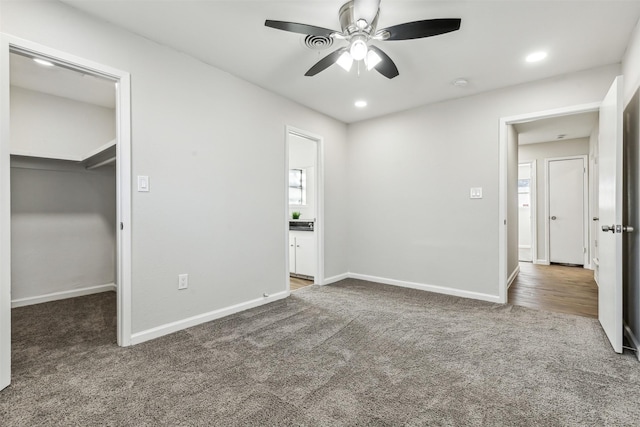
[508,262,598,318]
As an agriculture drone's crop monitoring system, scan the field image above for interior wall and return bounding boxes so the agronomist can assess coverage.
[519,138,590,263]
[10,158,116,301]
[507,125,519,277]
[623,89,640,344]
[622,17,640,104]
[10,86,115,159]
[347,65,619,299]
[288,134,316,220]
[0,0,349,334]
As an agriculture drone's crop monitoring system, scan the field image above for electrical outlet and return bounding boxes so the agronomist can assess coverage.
[178,274,188,290]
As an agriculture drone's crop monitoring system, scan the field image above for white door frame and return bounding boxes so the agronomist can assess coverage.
[499,102,600,303]
[0,34,132,389]
[518,161,537,263]
[544,155,589,267]
[284,126,325,291]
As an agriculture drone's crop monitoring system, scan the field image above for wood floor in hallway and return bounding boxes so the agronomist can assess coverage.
[508,262,598,318]
[290,276,313,291]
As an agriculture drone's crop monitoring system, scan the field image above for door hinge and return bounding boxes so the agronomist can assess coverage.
[120,222,124,230]
[584,247,587,253]
[504,219,507,225]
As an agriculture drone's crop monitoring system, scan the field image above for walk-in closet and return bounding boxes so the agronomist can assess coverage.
[9,51,117,314]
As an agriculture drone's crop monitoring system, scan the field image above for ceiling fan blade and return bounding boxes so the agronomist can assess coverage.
[305,48,347,76]
[265,20,336,37]
[353,0,381,25]
[368,45,399,79]
[379,18,461,41]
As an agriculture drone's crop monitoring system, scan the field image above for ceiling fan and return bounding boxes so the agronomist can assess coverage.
[265,0,461,79]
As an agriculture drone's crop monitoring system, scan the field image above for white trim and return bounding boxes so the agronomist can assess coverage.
[544,155,589,266]
[536,259,550,265]
[323,273,349,285]
[349,273,501,304]
[0,34,133,373]
[0,35,11,391]
[499,102,600,306]
[507,265,520,289]
[130,291,290,345]
[284,126,325,291]
[11,283,116,308]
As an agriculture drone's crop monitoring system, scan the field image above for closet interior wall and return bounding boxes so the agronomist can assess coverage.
[9,83,117,306]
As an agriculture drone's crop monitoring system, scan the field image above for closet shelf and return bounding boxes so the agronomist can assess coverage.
[10,139,116,170]
[82,140,116,170]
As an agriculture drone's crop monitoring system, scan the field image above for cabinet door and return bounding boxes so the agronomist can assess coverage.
[295,234,315,277]
[289,235,296,274]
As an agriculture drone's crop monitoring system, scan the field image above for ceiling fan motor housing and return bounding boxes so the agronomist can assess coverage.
[339,0,379,36]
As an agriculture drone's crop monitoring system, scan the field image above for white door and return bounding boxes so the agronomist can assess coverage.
[289,235,296,274]
[548,158,585,265]
[598,76,624,353]
[294,234,315,277]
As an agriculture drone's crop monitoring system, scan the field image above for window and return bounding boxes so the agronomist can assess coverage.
[289,169,306,205]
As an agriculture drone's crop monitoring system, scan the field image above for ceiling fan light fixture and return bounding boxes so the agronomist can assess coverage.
[366,49,382,71]
[350,38,368,61]
[337,51,354,72]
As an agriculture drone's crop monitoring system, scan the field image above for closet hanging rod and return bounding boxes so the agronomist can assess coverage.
[85,156,116,170]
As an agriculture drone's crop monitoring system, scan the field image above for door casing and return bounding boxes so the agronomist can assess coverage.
[544,155,589,266]
[499,102,600,303]
[284,126,325,291]
[0,34,133,391]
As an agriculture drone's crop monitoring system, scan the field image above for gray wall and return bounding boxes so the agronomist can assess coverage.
[0,0,349,334]
[347,65,620,299]
[10,86,115,159]
[519,138,590,262]
[11,159,116,300]
[622,5,640,346]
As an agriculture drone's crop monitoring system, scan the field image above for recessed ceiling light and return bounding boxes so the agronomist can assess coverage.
[452,78,468,87]
[33,58,55,67]
[355,100,367,108]
[525,51,547,63]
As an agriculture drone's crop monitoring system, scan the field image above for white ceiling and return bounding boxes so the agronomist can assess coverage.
[515,111,599,145]
[10,52,116,108]
[56,1,640,123]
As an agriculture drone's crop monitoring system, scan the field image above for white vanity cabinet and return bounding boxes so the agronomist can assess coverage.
[289,231,315,278]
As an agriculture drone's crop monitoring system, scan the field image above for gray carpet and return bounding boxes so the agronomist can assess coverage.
[2,279,640,426]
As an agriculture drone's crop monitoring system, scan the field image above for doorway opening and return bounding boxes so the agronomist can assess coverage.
[499,103,601,313]
[1,37,132,390]
[285,126,324,292]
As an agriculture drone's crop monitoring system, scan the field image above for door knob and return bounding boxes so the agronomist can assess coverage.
[602,225,615,233]
[623,225,635,233]
[550,216,557,220]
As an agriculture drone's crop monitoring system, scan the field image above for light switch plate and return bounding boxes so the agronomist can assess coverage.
[137,176,149,192]
[470,187,483,199]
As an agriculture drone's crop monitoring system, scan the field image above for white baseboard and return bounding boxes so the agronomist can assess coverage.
[348,273,501,304]
[11,283,116,308]
[535,259,550,265]
[130,290,290,345]
[507,265,520,289]
[323,272,349,285]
